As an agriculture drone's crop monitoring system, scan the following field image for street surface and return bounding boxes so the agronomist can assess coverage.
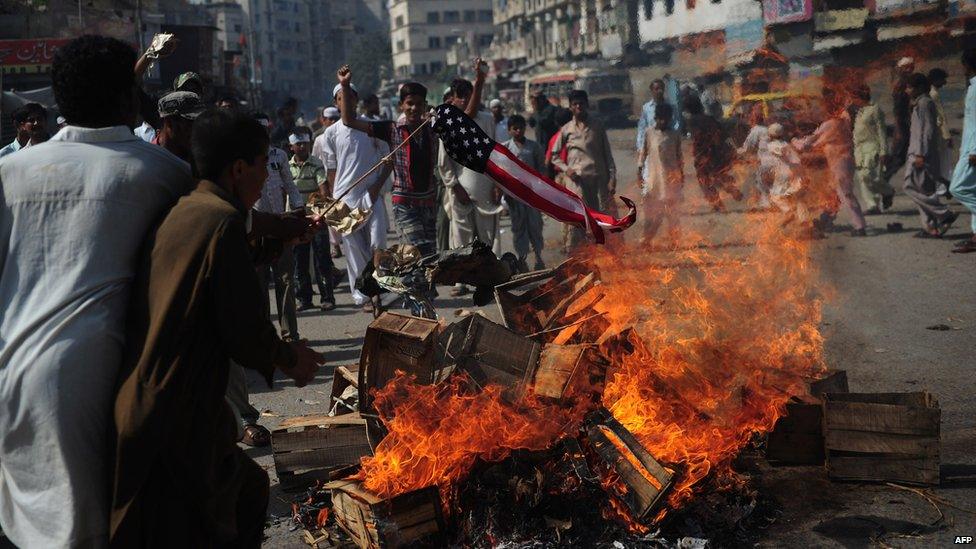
[255,128,976,547]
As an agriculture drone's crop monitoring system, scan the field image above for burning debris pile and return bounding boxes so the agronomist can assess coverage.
[273,210,943,547]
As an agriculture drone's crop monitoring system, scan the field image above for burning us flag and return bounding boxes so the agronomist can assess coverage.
[431,104,636,244]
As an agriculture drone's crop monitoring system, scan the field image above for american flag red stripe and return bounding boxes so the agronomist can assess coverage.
[485,144,635,244]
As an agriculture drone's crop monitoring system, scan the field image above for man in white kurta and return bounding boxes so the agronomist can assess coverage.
[324,84,390,310]
[0,69,192,548]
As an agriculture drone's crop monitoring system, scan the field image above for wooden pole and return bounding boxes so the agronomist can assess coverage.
[315,117,432,218]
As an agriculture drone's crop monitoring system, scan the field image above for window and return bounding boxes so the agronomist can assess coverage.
[396,39,405,52]
[429,61,443,73]
[444,10,459,22]
[395,15,404,27]
[234,24,242,32]
[427,11,440,23]
[664,0,674,14]
[463,10,476,22]
[293,2,299,12]
[478,9,493,22]
[428,36,441,48]
[445,35,459,46]
[478,34,494,47]
[414,63,427,75]
[643,0,653,19]
[294,22,301,32]
[686,0,695,7]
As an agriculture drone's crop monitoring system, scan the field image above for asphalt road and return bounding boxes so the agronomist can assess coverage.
[254,128,976,547]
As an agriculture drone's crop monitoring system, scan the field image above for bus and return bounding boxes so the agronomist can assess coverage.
[524,68,634,127]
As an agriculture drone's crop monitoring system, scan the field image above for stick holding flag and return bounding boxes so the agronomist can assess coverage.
[431,103,636,244]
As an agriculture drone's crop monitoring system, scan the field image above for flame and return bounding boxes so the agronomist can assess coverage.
[356,198,826,525]
[356,374,590,506]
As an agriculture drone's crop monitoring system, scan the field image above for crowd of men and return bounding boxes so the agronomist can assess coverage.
[632,52,976,247]
[2,30,976,549]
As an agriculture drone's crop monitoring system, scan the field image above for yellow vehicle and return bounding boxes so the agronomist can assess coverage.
[724,91,825,143]
[524,68,633,127]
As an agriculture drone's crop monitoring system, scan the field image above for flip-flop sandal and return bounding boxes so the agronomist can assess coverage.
[241,424,271,447]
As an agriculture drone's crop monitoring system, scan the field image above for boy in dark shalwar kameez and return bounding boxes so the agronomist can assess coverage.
[110,109,324,548]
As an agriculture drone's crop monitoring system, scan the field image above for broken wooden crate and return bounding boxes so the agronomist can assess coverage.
[583,409,676,522]
[766,369,850,465]
[327,479,445,549]
[494,258,601,339]
[329,364,360,416]
[358,312,452,413]
[823,392,940,486]
[531,343,608,401]
[448,313,541,401]
[271,413,373,492]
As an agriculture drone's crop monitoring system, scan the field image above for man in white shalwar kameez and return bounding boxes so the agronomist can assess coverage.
[0,36,193,547]
[327,83,392,312]
[438,62,500,296]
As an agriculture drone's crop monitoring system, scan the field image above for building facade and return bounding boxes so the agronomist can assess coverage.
[388,0,495,85]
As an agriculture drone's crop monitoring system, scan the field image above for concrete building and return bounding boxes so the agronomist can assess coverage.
[388,0,495,85]
[237,0,316,106]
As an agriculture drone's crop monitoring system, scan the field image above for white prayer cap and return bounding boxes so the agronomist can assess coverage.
[322,106,340,119]
[896,57,915,68]
[333,83,358,98]
[56,116,66,125]
[288,133,310,145]
[489,99,503,109]
[768,123,785,139]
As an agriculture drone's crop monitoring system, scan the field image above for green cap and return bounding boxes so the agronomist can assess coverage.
[173,71,202,92]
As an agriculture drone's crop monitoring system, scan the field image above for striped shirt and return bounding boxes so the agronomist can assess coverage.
[368,116,437,206]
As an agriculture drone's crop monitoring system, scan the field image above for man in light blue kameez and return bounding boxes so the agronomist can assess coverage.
[951,49,976,253]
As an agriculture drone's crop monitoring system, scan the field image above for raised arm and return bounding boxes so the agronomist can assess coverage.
[466,58,487,119]
[134,34,178,78]
[337,65,375,134]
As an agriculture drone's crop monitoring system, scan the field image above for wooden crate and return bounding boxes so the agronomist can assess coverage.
[766,402,824,465]
[766,369,849,465]
[327,479,444,549]
[808,369,849,398]
[531,343,608,401]
[452,314,541,401]
[494,258,601,337]
[583,409,676,522]
[329,364,360,416]
[823,392,940,486]
[358,313,446,414]
[271,413,373,492]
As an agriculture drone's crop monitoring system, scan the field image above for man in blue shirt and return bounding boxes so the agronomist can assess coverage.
[951,49,976,253]
[636,79,680,175]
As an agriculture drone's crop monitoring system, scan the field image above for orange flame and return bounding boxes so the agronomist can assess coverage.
[356,374,590,506]
[356,200,825,525]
